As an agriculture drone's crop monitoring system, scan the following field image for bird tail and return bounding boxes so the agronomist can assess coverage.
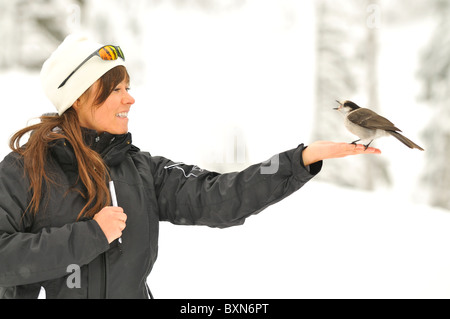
[388,131,424,151]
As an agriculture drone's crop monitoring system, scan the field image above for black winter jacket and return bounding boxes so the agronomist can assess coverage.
[0,129,322,298]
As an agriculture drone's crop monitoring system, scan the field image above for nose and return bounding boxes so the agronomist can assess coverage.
[123,91,135,105]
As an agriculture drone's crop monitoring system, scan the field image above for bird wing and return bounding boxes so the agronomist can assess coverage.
[347,108,402,132]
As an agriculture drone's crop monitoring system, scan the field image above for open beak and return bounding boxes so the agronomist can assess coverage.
[333,100,342,110]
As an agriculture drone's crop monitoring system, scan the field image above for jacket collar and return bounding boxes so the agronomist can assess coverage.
[82,127,137,166]
[50,128,138,168]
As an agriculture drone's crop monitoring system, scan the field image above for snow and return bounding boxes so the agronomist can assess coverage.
[150,181,450,299]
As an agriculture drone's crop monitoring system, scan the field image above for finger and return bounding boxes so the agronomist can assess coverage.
[113,206,124,213]
[118,212,127,222]
[111,210,126,219]
[366,147,381,154]
[353,144,365,152]
[341,143,361,151]
[356,147,381,154]
[347,144,380,154]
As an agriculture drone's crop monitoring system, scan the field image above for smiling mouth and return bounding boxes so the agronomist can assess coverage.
[116,112,128,118]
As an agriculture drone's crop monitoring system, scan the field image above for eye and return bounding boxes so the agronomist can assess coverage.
[114,86,131,92]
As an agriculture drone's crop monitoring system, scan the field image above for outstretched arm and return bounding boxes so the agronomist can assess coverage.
[302,141,381,166]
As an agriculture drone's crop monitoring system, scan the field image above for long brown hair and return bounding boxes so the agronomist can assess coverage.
[10,66,130,220]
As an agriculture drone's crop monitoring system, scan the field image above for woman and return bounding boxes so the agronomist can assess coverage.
[0,34,380,299]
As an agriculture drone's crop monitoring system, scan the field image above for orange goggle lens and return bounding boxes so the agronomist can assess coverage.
[98,45,125,61]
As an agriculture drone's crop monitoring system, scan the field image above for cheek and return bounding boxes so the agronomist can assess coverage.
[94,102,115,119]
[86,107,109,130]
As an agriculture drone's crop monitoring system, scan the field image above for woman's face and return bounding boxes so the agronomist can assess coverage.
[74,79,135,135]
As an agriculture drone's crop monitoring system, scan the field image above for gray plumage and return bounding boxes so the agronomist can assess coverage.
[335,100,424,151]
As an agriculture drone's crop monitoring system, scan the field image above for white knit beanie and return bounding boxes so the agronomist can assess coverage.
[40,34,126,115]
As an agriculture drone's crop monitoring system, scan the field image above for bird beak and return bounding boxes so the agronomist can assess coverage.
[333,100,342,110]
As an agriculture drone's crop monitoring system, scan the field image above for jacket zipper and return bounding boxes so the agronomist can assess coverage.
[87,252,108,299]
[84,215,108,299]
[101,252,108,299]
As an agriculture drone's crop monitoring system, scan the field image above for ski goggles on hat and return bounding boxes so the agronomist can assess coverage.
[58,45,125,89]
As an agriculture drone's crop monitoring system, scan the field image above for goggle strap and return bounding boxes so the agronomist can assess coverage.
[57,45,124,89]
[57,51,97,89]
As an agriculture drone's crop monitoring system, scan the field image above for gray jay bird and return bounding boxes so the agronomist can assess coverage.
[334,100,424,151]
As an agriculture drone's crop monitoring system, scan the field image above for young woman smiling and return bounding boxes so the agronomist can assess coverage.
[0,34,380,299]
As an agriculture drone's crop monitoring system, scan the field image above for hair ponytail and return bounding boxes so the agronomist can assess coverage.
[10,108,110,220]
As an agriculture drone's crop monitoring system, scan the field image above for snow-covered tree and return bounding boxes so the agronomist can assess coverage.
[418,0,450,210]
[0,0,85,70]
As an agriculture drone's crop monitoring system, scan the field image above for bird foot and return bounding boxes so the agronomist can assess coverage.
[364,140,373,150]
[350,139,372,150]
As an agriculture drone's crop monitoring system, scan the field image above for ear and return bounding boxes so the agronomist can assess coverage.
[72,93,88,112]
[71,98,86,116]
[73,82,96,111]
[72,98,81,110]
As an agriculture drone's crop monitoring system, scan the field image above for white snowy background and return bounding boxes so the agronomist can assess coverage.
[1,0,449,298]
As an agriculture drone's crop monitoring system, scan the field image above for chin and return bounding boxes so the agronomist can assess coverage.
[107,127,128,135]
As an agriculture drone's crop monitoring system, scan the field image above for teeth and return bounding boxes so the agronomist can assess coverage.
[116,112,128,118]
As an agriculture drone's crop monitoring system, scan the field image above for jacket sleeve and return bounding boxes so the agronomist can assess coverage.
[0,153,110,287]
[151,144,322,228]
